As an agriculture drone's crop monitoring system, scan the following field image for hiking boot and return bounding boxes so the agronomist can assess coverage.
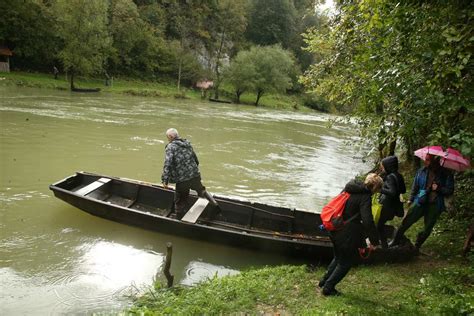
[318,280,325,288]
[322,287,341,296]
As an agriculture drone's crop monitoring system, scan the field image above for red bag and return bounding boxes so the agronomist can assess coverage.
[320,192,351,231]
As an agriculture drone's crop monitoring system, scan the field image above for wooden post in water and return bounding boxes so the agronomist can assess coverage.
[164,242,174,287]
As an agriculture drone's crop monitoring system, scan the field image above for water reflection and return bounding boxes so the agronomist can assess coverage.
[77,241,163,289]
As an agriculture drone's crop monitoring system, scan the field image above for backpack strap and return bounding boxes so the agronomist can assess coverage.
[345,212,360,224]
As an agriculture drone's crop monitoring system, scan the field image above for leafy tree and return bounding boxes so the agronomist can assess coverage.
[0,0,58,71]
[293,4,328,71]
[202,0,248,100]
[251,45,294,105]
[54,0,111,90]
[165,40,206,86]
[225,45,295,105]
[302,1,473,162]
[224,50,257,103]
[245,0,326,72]
[108,0,166,77]
[245,0,297,49]
[137,2,167,36]
[164,0,212,91]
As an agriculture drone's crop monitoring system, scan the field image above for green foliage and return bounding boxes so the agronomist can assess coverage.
[415,266,474,315]
[245,0,326,71]
[2,0,330,96]
[302,1,474,161]
[223,49,258,103]
[54,0,111,79]
[0,0,58,71]
[302,93,331,112]
[130,258,474,315]
[224,45,296,105]
[202,0,249,99]
[130,265,315,315]
[108,0,166,77]
[245,0,297,49]
[453,171,474,218]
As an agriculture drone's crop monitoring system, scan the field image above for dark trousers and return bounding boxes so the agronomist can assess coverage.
[175,176,206,218]
[320,241,357,292]
[394,203,441,248]
[377,211,395,248]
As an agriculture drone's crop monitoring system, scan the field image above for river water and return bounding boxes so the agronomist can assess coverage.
[0,86,367,314]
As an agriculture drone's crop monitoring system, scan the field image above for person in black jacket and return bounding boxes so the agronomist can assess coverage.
[378,156,406,248]
[319,173,382,296]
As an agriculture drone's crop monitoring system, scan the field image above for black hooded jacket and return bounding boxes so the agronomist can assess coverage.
[380,156,406,218]
[329,180,380,251]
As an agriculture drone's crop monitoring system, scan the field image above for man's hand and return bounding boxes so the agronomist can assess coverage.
[162,183,169,189]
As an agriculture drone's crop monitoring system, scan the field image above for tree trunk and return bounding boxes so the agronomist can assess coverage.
[389,139,397,156]
[255,90,263,106]
[213,81,220,100]
[236,90,242,103]
[177,57,182,92]
[177,36,184,92]
[70,71,75,90]
[213,30,226,100]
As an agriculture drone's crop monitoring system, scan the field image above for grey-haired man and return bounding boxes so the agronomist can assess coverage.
[161,128,207,218]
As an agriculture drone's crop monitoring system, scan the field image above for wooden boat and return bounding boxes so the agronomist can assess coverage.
[49,172,417,261]
[71,87,101,92]
[209,98,232,104]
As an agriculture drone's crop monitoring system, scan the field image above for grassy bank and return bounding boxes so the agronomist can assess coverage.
[0,71,308,110]
[129,220,473,315]
[129,174,473,315]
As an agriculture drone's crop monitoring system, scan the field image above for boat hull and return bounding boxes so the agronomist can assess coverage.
[50,172,333,259]
[50,172,417,262]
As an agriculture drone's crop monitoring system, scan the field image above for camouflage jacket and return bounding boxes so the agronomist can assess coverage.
[161,138,200,184]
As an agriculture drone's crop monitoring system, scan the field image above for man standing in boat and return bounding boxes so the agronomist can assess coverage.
[161,128,209,219]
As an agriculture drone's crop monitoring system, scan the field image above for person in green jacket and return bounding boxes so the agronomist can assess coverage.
[390,154,454,250]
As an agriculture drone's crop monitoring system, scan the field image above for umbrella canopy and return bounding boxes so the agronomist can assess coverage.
[414,145,445,161]
[441,148,471,172]
[414,146,471,172]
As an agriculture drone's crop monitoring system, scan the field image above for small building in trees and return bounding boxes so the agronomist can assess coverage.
[0,46,13,72]
[195,79,213,99]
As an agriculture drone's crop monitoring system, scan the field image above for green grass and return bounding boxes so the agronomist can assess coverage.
[129,256,473,315]
[0,71,201,99]
[128,174,474,315]
[0,71,307,110]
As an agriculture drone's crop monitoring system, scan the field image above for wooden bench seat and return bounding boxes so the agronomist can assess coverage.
[181,198,209,223]
[75,178,111,196]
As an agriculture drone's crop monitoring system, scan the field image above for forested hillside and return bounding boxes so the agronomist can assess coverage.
[0,0,325,99]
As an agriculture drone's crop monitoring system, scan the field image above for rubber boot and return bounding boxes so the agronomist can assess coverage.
[414,236,425,255]
[203,190,218,206]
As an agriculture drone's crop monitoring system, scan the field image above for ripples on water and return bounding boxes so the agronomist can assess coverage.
[0,87,368,314]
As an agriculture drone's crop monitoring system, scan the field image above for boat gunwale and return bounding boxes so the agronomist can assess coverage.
[76,171,317,214]
[49,172,330,247]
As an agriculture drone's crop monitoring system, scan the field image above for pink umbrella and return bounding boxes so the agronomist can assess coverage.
[414,145,445,161]
[440,148,471,172]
